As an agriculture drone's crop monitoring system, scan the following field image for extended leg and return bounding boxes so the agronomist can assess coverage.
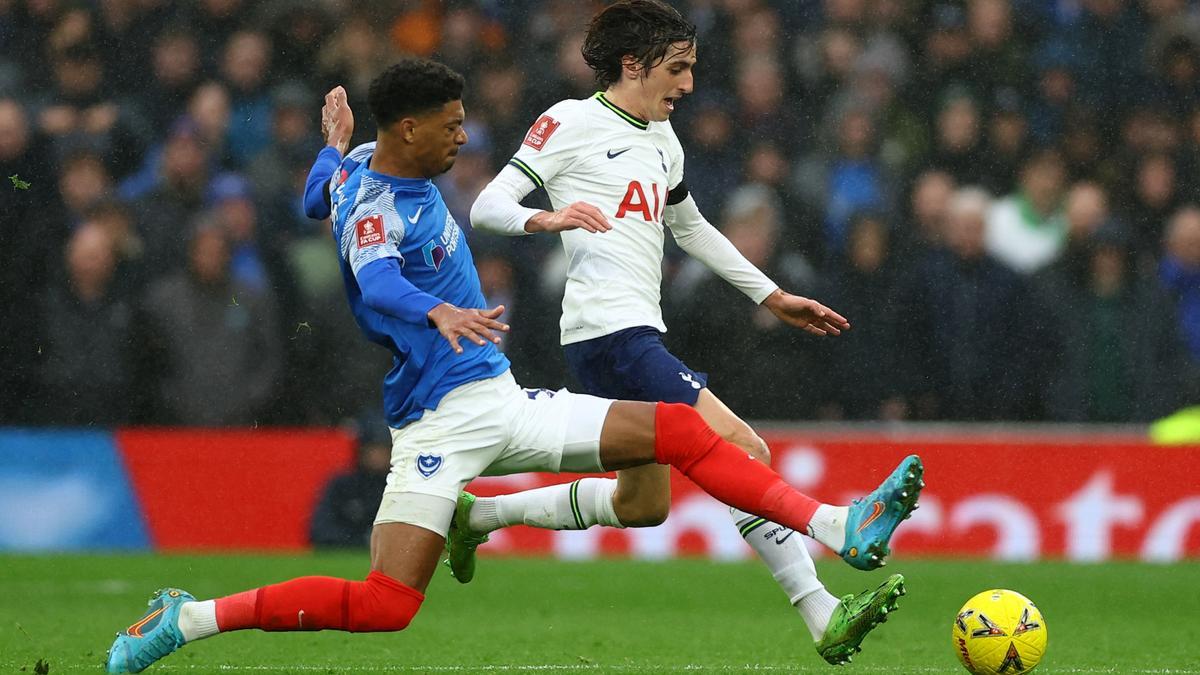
[105,501,450,673]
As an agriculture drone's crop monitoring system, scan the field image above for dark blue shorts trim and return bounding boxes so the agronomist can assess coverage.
[563,326,708,405]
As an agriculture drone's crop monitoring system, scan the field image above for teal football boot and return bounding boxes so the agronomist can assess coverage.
[442,491,489,583]
[105,588,193,673]
[840,454,924,570]
[816,573,906,665]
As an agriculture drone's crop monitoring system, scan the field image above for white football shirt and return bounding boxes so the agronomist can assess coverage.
[508,93,686,345]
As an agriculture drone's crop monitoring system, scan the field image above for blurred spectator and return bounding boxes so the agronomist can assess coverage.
[1124,152,1182,259]
[247,82,320,215]
[35,43,147,178]
[317,15,391,146]
[309,423,391,548]
[38,222,135,425]
[1040,221,1188,422]
[141,220,282,425]
[928,87,987,185]
[87,200,146,296]
[674,99,739,217]
[903,187,1030,420]
[986,148,1068,274]
[1069,0,1147,118]
[0,97,65,424]
[1026,40,1076,144]
[979,88,1030,194]
[815,212,909,420]
[896,169,955,261]
[220,30,274,167]
[185,0,250,69]
[131,118,212,277]
[139,28,202,132]
[265,1,332,82]
[795,101,889,260]
[963,0,1029,101]
[1160,206,1200,363]
[56,148,112,227]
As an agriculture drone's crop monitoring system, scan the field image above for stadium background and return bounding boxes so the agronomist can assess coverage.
[2,0,1200,558]
[3,1,1200,672]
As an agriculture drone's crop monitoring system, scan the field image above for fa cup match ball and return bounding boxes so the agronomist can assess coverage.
[952,589,1047,674]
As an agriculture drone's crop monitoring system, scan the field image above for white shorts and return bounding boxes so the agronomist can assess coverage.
[374,370,614,535]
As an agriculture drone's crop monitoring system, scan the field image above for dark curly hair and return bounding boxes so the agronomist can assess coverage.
[582,0,697,89]
[368,57,465,129]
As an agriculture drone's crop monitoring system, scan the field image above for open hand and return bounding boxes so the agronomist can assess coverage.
[427,303,510,354]
[526,202,612,233]
[762,290,850,336]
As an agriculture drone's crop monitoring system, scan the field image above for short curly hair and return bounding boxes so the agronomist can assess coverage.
[582,0,697,89]
[368,57,465,129]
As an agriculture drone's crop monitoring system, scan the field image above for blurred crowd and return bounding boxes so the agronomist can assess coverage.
[2,0,1199,427]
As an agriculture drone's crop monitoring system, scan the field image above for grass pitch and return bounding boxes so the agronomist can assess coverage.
[1,554,1198,673]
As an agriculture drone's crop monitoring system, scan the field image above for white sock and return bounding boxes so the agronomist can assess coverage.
[806,504,849,553]
[795,588,842,641]
[469,478,624,534]
[734,508,839,640]
[177,599,219,642]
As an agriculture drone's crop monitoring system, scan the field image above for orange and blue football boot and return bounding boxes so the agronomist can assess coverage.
[840,454,924,570]
[105,588,193,673]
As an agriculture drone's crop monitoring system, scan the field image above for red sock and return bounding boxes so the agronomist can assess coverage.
[215,570,423,633]
[653,402,820,532]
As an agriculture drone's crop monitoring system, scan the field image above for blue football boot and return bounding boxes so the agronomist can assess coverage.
[106,588,194,673]
[840,454,924,570]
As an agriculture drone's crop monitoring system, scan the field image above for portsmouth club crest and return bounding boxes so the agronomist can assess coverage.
[416,453,443,478]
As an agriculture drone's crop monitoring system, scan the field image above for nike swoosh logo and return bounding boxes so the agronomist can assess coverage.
[298,609,305,628]
[407,205,423,224]
[856,501,886,533]
[774,530,795,545]
[606,148,632,159]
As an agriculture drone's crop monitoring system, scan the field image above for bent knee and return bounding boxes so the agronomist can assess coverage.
[727,428,771,464]
[613,493,671,528]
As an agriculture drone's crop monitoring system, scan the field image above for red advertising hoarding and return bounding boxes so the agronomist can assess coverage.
[116,428,355,550]
[465,431,1200,562]
[109,427,1200,560]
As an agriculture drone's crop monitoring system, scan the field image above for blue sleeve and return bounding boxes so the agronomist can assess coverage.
[304,146,343,220]
[357,257,444,325]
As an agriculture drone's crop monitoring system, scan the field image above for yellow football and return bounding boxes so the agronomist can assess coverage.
[952,589,1048,674]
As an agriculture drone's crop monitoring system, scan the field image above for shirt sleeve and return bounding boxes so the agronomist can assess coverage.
[665,194,779,304]
[340,191,406,276]
[470,164,541,236]
[506,100,589,190]
[303,146,342,220]
[357,257,443,325]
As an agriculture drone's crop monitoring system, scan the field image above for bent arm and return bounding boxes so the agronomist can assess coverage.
[356,257,444,324]
[303,146,343,220]
[665,194,778,304]
[470,164,541,236]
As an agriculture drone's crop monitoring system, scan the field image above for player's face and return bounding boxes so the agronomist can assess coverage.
[640,42,695,121]
[412,100,468,177]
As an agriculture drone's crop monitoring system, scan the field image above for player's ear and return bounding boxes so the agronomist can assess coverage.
[620,55,643,80]
[399,117,418,143]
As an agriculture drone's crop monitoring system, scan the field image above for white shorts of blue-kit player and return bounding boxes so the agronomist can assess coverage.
[374,369,614,536]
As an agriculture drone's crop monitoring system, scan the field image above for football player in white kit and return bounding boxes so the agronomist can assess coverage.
[466,0,912,665]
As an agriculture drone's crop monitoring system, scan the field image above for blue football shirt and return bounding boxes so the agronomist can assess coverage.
[327,143,509,428]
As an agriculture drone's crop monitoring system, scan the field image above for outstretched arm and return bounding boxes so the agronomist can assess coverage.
[357,258,509,355]
[665,193,849,336]
[303,86,355,220]
[471,164,611,235]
